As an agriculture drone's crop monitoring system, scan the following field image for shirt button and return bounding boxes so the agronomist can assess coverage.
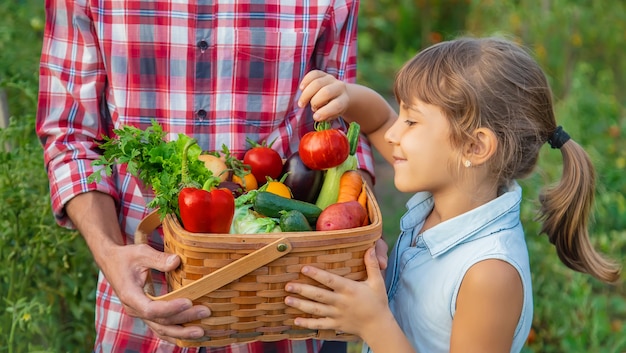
[197,40,209,50]
[197,109,207,120]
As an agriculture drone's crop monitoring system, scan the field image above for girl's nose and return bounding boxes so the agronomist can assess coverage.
[384,119,400,145]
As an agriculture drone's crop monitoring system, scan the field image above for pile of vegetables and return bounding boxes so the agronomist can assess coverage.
[89,120,370,234]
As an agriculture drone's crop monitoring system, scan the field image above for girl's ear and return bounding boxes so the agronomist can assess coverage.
[464,128,497,166]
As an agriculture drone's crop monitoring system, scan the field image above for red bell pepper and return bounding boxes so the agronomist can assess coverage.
[178,187,234,233]
[178,139,235,233]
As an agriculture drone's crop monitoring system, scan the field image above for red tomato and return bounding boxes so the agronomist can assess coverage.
[243,146,283,186]
[298,129,349,170]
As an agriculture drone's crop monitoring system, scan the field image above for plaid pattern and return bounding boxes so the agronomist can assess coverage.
[37,0,370,351]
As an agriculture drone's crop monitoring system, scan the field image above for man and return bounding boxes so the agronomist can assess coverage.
[37,0,376,352]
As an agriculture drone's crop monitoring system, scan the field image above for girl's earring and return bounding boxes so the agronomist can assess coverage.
[464,160,472,168]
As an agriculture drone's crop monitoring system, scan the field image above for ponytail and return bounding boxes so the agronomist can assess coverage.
[538,140,621,283]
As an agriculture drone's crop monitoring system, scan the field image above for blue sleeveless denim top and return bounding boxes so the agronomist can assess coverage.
[364,181,533,353]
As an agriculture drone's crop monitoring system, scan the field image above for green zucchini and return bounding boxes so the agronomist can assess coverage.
[254,191,322,225]
[279,210,313,232]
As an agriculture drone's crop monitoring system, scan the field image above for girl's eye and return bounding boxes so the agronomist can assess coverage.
[404,120,417,127]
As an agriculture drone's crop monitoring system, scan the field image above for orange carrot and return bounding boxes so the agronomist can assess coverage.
[336,170,363,203]
[357,183,369,226]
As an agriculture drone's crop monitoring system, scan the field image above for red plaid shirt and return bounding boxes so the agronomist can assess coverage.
[37,0,371,351]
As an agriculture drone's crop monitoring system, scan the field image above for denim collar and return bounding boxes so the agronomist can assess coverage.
[399,181,523,257]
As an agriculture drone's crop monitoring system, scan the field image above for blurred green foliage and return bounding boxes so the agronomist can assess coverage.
[0,115,98,353]
[358,1,626,353]
[1,0,624,352]
[0,1,98,352]
[357,0,471,94]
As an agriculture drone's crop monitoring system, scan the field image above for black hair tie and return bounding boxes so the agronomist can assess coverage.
[547,126,570,149]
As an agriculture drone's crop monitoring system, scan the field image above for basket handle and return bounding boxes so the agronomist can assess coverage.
[134,210,293,301]
[135,209,163,297]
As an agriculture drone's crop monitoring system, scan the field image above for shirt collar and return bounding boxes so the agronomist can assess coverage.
[400,181,523,257]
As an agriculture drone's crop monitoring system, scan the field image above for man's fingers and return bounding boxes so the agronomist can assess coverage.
[135,299,211,342]
[143,300,211,324]
[144,319,205,342]
[134,244,180,273]
[122,284,210,326]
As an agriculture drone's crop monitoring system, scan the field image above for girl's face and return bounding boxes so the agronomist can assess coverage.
[384,99,458,194]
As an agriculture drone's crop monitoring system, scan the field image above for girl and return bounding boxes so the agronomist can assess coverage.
[286,37,621,353]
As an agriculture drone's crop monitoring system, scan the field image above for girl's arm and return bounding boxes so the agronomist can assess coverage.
[297,70,397,164]
[286,249,526,353]
[450,260,524,353]
[284,247,416,353]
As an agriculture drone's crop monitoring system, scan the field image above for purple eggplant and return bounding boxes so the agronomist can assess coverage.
[280,152,323,203]
[218,181,245,198]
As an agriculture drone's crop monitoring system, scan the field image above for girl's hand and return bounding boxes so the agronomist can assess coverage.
[375,238,389,272]
[284,246,391,339]
[297,70,350,122]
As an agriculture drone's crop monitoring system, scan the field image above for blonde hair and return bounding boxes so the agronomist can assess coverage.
[394,37,620,283]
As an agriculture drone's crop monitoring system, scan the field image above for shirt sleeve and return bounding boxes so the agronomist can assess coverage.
[36,0,119,228]
[318,0,376,181]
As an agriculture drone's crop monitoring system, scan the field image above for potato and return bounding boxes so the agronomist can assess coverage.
[198,154,229,182]
[316,201,367,231]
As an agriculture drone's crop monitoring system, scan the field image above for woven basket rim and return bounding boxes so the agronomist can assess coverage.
[164,183,383,249]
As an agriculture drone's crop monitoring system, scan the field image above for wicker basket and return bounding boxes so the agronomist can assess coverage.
[135,185,382,347]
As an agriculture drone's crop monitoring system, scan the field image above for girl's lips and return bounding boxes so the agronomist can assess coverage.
[392,155,406,163]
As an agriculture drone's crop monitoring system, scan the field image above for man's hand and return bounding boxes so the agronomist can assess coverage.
[110,243,211,342]
[65,191,211,342]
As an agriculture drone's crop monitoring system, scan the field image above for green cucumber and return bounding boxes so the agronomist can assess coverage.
[254,191,322,225]
[279,210,313,232]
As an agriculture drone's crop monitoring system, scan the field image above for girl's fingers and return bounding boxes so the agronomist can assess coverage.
[298,72,344,112]
[284,248,391,338]
[311,96,348,121]
[285,274,339,306]
[364,247,384,288]
[284,294,336,318]
[292,315,337,331]
[299,70,327,90]
[297,71,350,121]
[284,267,343,313]
[298,71,329,108]
[299,265,347,292]
[374,239,389,271]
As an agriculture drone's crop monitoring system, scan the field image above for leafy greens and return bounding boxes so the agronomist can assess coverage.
[88,121,212,219]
